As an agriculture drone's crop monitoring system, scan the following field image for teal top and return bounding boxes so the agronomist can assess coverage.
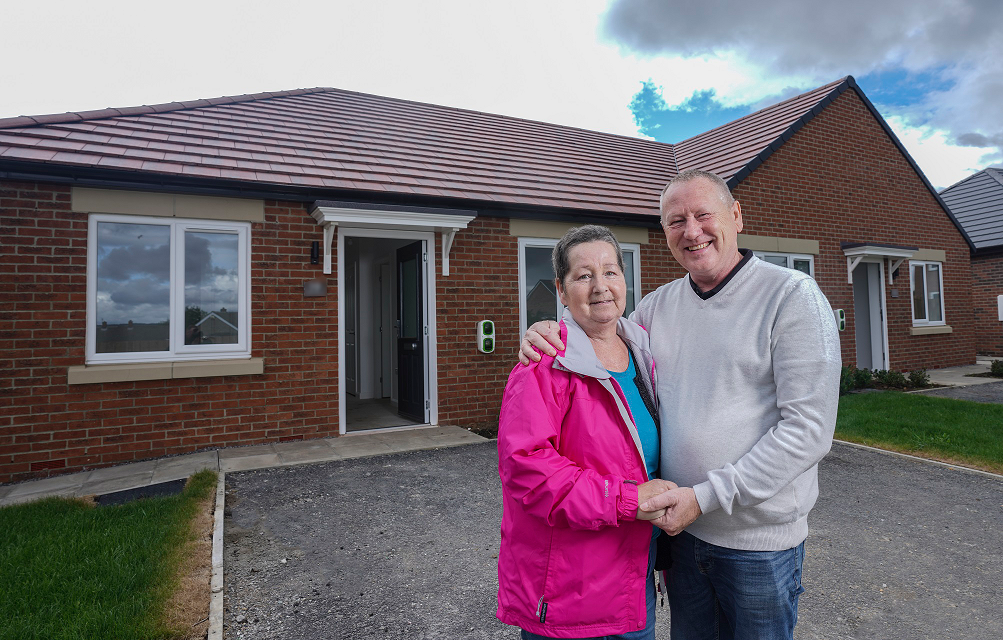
[608,352,659,480]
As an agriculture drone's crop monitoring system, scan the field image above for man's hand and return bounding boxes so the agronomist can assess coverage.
[518,320,564,365]
[641,487,702,535]
[635,478,677,521]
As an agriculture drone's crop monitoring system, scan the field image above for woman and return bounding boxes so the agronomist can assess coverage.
[496,225,672,639]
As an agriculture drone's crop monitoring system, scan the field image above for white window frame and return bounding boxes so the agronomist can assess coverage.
[86,213,251,364]
[760,252,815,277]
[909,260,946,326]
[517,237,641,337]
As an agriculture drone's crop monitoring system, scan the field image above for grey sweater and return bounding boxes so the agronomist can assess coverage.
[631,255,841,551]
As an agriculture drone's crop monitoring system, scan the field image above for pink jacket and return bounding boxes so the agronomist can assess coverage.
[496,313,659,638]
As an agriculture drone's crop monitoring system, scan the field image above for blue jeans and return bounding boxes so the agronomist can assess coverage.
[666,531,804,640]
[520,538,657,640]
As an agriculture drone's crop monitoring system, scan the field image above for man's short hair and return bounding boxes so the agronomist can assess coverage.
[660,169,735,215]
[552,224,624,286]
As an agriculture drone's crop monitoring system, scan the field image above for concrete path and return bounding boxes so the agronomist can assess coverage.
[0,426,486,507]
[925,357,999,387]
[221,441,1003,640]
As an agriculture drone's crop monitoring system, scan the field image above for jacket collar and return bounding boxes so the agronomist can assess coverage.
[553,309,648,379]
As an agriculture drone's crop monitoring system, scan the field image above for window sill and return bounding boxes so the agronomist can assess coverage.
[910,325,952,336]
[67,358,264,385]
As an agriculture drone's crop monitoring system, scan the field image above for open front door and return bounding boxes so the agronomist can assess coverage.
[852,261,886,370]
[396,241,425,422]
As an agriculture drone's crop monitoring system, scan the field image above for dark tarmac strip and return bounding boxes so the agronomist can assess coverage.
[223,441,1003,640]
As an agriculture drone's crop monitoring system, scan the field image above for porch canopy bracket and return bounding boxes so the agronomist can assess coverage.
[310,201,477,275]
[841,242,917,286]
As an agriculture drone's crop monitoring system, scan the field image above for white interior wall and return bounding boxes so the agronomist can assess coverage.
[355,237,412,402]
[356,247,375,399]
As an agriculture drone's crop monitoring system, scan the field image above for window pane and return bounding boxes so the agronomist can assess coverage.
[622,249,636,317]
[399,255,419,339]
[926,264,943,322]
[763,255,788,267]
[912,264,926,321]
[95,222,170,353]
[184,231,239,345]
[525,246,558,326]
[792,259,811,275]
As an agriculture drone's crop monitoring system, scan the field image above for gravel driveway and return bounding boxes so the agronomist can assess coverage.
[916,379,1003,404]
[223,441,1003,640]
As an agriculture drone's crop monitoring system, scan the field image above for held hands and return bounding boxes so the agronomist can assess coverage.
[518,320,564,365]
[635,479,677,521]
[641,487,702,535]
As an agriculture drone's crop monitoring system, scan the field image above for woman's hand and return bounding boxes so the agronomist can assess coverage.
[518,320,563,364]
[635,478,677,521]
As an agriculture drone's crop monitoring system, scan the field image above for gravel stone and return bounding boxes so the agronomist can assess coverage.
[223,441,1003,639]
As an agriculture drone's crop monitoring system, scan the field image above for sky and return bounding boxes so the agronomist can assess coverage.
[3,0,1002,190]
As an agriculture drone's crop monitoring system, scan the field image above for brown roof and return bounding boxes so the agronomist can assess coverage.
[0,80,851,217]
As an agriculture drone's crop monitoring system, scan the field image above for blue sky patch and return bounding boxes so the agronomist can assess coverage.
[629,81,751,143]
[856,68,957,130]
[856,67,954,109]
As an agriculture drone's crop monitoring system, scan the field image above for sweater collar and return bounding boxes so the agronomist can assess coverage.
[688,249,754,300]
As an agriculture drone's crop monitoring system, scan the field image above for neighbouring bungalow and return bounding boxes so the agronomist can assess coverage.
[0,76,975,483]
[939,167,1003,357]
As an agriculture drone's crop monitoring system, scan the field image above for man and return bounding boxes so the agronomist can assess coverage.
[520,169,841,639]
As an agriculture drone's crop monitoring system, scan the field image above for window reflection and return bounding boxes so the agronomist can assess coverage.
[95,222,170,353]
[184,231,239,345]
[525,246,559,326]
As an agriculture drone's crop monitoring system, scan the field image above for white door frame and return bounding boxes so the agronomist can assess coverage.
[337,227,437,435]
[853,258,890,371]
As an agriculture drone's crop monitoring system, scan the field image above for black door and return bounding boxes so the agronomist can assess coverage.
[396,241,424,422]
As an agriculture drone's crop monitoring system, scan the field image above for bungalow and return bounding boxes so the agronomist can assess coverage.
[0,76,975,483]
[939,167,1003,356]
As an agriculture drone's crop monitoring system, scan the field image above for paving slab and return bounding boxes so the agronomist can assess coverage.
[330,438,398,459]
[926,360,998,387]
[80,470,157,497]
[2,485,81,505]
[276,441,343,467]
[4,471,89,500]
[151,450,220,483]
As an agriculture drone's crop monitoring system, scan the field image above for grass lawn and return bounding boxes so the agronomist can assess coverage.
[836,391,1003,474]
[0,470,217,640]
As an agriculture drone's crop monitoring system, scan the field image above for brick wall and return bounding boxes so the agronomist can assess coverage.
[973,254,1003,357]
[0,89,978,483]
[0,182,340,484]
[434,216,519,429]
[732,89,974,372]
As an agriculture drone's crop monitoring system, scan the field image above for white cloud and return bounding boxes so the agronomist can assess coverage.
[884,115,996,190]
[601,0,1003,178]
[2,0,998,190]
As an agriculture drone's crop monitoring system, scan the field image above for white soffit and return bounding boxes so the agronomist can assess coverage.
[310,204,476,275]
[842,243,917,285]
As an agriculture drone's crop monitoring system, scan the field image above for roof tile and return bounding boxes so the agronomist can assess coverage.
[0,81,849,215]
[4,147,58,161]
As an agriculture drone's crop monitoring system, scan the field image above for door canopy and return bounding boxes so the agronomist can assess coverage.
[841,242,917,285]
[310,201,476,275]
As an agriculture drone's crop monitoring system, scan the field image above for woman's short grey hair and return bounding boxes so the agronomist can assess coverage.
[552,225,624,285]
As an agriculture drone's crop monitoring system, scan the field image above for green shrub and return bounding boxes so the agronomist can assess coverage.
[873,369,908,389]
[991,360,1003,377]
[839,366,855,395]
[907,369,930,388]
[853,367,873,389]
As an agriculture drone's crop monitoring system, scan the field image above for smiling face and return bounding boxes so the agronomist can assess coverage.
[557,240,626,336]
[660,176,744,292]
